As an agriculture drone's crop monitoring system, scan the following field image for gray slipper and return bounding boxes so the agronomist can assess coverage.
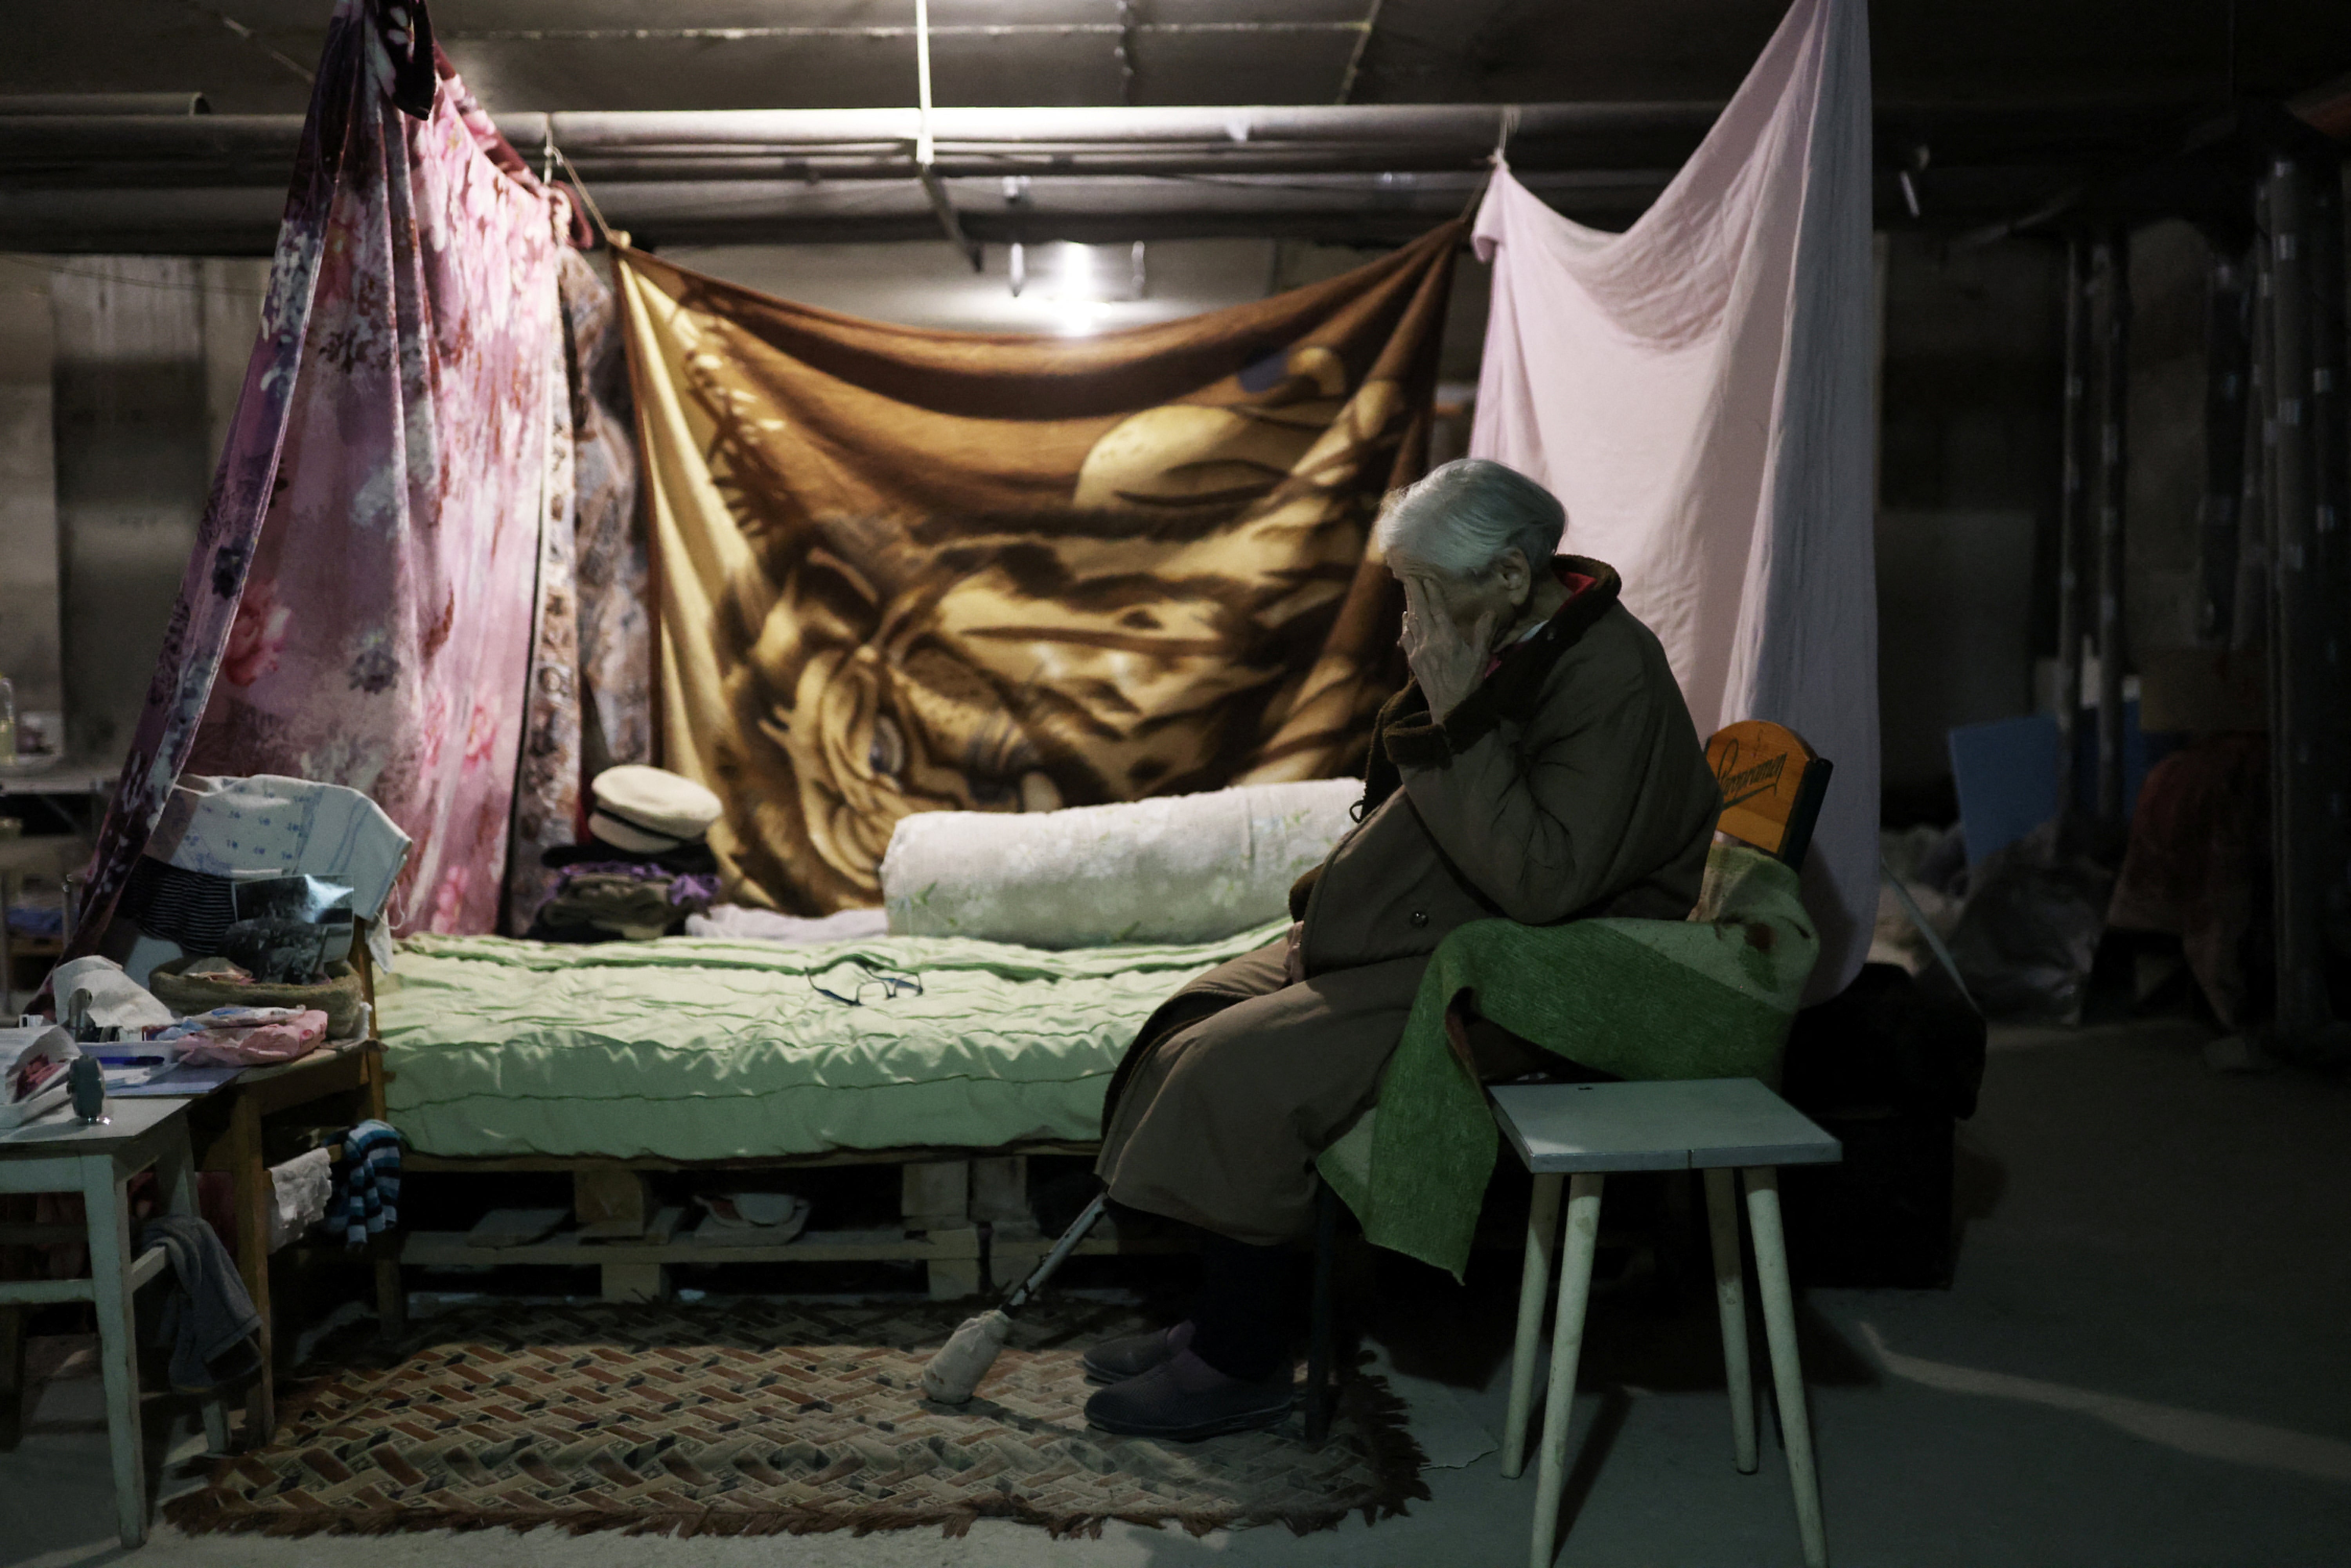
[1083,1351,1294,1441]
[1082,1321,1192,1385]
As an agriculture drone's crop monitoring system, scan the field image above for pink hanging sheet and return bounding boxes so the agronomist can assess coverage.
[1469,0,1879,1001]
[74,0,576,947]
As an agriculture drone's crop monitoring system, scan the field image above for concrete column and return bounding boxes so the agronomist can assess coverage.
[2055,235,2092,822]
[2263,151,2351,1046]
[2238,193,2276,654]
[2198,248,2250,646]
[2092,231,2131,827]
[49,257,210,763]
[0,261,60,744]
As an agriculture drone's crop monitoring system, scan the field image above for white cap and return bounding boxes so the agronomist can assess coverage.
[588,765,722,855]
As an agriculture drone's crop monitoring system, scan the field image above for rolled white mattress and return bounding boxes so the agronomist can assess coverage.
[880,779,1363,948]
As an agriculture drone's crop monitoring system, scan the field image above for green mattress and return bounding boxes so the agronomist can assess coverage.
[377,922,1284,1160]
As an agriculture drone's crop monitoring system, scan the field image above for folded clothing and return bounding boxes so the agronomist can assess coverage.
[119,857,240,954]
[333,1120,402,1247]
[169,1007,330,1066]
[146,773,409,925]
[685,905,889,944]
[531,862,720,942]
[152,1003,301,1039]
[543,835,719,874]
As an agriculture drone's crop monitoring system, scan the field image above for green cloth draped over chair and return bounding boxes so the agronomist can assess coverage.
[1317,843,1820,1278]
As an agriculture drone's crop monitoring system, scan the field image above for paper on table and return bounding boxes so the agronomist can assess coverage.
[110,1064,245,1098]
[1,1024,78,1094]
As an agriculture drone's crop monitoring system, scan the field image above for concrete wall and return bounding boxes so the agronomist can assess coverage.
[1873,234,2066,790]
[0,261,60,739]
[49,256,210,761]
[0,256,268,763]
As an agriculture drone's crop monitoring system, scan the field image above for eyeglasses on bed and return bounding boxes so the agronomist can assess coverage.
[808,960,925,1007]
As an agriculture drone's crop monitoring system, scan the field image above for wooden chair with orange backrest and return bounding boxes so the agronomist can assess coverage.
[1705,719,1834,871]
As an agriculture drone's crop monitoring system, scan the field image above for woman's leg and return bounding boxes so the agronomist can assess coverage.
[1189,1232,1292,1382]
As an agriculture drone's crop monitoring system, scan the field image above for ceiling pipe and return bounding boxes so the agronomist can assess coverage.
[0,96,2199,188]
[520,101,1722,150]
[0,168,1671,255]
[0,97,2211,252]
[0,92,210,116]
[0,102,1722,177]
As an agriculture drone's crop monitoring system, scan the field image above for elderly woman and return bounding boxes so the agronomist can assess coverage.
[1084,457,1721,1440]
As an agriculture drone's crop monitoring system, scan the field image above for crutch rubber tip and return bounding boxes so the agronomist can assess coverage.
[920,1309,1012,1403]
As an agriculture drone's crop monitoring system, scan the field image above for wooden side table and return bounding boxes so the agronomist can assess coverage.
[1491,1078,1843,1568]
[177,1036,392,1440]
[0,1097,204,1548]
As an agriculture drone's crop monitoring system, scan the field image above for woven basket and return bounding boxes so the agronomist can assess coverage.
[147,958,366,1039]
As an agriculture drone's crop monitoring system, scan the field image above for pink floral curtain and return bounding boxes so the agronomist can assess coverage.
[74,0,581,948]
[501,250,652,934]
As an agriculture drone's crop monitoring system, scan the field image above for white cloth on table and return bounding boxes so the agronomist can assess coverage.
[144,774,411,925]
[47,955,176,1029]
[685,905,890,943]
[880,779,1361,949]
[1467,0,1878,1003]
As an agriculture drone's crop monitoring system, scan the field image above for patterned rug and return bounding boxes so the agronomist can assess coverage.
[166,1299,1427,1539]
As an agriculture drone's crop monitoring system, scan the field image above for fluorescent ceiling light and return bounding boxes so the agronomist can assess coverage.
[1054,241,1097,335]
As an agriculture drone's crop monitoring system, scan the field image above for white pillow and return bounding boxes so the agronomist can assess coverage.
[880,779,1362,948]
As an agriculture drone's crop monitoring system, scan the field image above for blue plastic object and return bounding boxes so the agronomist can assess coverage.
[1947,702,2169,866]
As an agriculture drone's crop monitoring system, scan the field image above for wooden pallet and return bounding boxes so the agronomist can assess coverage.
[393,1147,1183,1303]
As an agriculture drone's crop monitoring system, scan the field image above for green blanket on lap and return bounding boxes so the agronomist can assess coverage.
[1316,845,1819,1278]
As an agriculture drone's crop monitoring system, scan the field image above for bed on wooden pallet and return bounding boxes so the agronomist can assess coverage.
[373,922,1284,1301]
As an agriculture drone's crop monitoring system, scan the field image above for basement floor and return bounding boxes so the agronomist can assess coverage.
[5,1015,2350,1568]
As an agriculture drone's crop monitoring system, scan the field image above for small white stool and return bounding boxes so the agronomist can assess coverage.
[0,1095,208,1547]
[1491,1078,1842,1568]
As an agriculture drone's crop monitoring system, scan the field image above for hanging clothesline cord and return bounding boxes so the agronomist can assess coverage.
[1452,103,1516,222]
[550,145,623,251]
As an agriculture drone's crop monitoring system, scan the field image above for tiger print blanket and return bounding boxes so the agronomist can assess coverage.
[614,224,1462,913]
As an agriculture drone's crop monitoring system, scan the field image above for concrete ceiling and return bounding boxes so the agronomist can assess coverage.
[10,1,2342,115]
[3,2,2346,250]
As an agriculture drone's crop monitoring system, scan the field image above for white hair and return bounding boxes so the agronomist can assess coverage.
[1372,458,1565,579]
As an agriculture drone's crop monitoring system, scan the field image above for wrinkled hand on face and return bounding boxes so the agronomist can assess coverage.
[1398,572,1501,723]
